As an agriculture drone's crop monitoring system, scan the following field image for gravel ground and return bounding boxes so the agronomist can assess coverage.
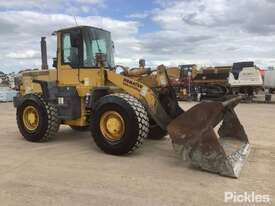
[0,101,274,206]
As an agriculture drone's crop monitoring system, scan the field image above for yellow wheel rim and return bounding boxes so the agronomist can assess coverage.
[100,111,125,141]
[23,106,39,131]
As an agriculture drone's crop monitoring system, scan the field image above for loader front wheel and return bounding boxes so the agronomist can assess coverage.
[16,94,60,142]
[91,93,149,155]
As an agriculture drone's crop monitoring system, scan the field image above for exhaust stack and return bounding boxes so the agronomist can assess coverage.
[41,37,48,70]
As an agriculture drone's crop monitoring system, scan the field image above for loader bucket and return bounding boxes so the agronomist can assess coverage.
[167,96,250,178]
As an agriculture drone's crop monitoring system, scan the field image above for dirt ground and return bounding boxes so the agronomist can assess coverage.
[0,101,274,206]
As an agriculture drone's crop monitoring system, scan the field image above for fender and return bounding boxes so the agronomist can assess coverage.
[32,80,58,101]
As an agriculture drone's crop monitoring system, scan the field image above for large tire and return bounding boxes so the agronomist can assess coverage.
[16,93,60,142]
[91,93,149,155]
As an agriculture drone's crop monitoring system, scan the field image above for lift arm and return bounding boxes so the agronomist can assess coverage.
[106,70,171,130]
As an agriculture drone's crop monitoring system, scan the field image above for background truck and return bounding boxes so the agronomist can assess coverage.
[167,61,263,100]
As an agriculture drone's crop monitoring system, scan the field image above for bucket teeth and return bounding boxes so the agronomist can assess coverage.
[168,96,250,178]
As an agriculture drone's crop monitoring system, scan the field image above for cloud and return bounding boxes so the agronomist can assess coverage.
[76,0,103,4]
[153,0,275,35]
[146,0,275,67]
[127,12,150,19]
[6,50,40,59]
[0,0,47,9]
[0,10,140,72]
[1,0,275,73]
[0,0,104,14]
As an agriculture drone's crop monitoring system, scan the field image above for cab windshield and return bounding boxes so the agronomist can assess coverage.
[83,28,114,67]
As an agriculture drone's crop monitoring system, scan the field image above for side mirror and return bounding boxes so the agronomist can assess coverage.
[115,66,125,74]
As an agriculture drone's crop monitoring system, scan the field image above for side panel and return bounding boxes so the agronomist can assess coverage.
[57,86,81,120]
[20,69,57,95]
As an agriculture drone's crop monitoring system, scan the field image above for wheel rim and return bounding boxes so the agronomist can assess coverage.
[100,111,125,141]
[23,105,39,131]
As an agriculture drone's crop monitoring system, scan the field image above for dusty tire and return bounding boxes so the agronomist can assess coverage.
[147,125,167,140]
[70,125,90,132]
[16,93,60,142]
[91,93,149,155]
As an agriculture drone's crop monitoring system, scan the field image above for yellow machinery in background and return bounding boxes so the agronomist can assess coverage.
[14,26,250,177]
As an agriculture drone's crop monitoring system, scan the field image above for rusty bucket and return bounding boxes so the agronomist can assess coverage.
[168,96,250,178]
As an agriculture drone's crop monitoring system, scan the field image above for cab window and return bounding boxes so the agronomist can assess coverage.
[62,33,71,64]
[61,30,81,67]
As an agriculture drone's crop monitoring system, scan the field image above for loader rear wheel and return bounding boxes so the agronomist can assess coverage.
[16,93,60,142]
[91,93,149,155]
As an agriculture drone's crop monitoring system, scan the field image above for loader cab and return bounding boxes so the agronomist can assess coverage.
[55,26,115,70]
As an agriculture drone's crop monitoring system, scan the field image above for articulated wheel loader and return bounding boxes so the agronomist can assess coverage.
[14,26,250,178]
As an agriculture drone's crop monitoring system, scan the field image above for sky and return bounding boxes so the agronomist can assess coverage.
[0,0,275,73]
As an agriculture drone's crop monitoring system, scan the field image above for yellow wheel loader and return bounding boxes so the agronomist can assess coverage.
[14,26,250,177]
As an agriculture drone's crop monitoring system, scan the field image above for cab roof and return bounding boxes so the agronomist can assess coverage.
[53,25,110,35]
